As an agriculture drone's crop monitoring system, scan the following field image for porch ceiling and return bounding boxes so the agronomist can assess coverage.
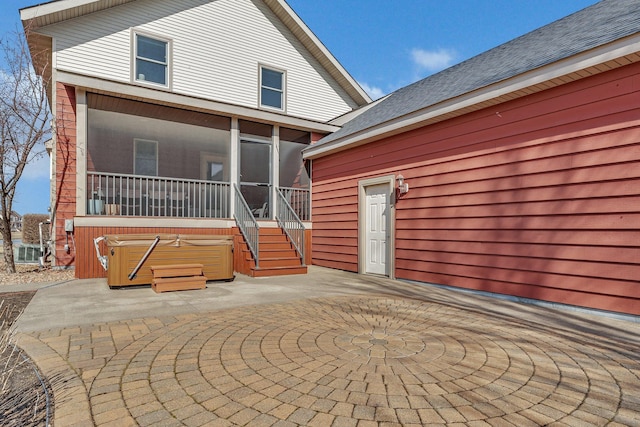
[60,70,340,133]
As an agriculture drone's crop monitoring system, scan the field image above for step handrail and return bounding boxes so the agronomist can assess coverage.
[233,184,260,268]
[275,188,305,265]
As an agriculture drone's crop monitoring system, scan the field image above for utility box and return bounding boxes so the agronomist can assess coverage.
[104,234,234,287]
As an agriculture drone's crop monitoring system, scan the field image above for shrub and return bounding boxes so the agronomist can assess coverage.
[21,214,50,244]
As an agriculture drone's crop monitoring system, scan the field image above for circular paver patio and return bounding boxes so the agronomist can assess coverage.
[74,295,639,426]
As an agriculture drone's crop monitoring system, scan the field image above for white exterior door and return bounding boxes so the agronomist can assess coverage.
[365,184,389,275]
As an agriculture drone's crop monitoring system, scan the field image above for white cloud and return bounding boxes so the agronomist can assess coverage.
[411,48,457,73]
[358,81,385,100]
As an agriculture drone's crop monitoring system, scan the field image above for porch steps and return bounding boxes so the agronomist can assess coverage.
[236,228,307,277]
[151,264,207,293]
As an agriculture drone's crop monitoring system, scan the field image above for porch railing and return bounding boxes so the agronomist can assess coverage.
[233,184,260,268]
[276,188,305,265]
[87,172,230,218]
[278,187,310,221]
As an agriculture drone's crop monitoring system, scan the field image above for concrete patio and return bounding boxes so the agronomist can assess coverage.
[9,266,640,426]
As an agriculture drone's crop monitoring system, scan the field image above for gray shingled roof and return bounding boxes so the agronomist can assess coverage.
[318,0,639,146]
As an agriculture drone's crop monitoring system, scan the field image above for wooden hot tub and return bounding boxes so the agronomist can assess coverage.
[104,234,234,287]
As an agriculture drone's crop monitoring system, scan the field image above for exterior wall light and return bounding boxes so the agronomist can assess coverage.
[397,174,409,195]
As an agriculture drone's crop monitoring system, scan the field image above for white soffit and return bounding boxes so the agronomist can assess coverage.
[20,0,132,25]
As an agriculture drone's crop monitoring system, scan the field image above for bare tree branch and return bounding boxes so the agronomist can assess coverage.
[0,24,51,273]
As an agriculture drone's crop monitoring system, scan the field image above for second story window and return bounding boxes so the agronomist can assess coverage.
[134,33,169,87]
[260,66,285,111]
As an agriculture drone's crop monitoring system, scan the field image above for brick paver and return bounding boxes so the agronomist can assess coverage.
[15,292,640,426]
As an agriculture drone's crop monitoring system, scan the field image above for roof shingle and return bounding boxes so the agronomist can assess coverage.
[318,0,639,146]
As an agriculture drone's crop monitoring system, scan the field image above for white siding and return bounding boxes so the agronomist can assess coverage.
[41,0,357,122]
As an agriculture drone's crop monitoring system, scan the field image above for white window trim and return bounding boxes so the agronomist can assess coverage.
[133,138,159,176]
[132,29,172,90]
[259,64,286,112]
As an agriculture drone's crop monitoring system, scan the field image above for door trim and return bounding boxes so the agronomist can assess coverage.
[358,175,396,279]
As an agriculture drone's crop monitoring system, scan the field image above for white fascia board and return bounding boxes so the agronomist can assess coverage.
[21,0,101,20]
[268,0,371,105]
[74,216,313,228]
[328,96,389,126]
[74,216,237,228]
[304,35,640,160]
[56,70,341,133]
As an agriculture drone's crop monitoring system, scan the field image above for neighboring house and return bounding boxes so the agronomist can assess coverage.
[0,211,23,232]
[12,212,22,232]
[305,0,640,315]
[9,211,22,232]
[21,0,370,278]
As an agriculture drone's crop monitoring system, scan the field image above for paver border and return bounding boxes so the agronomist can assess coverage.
[16,333,92,426]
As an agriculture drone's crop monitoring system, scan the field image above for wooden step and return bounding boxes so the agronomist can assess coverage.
[259,257,304,269]
[152,276,207,293]
[151,264,204,278]
[234,227,307,277]
[241,248,299,262]
[258,241,295,250]
[251,265,308,277]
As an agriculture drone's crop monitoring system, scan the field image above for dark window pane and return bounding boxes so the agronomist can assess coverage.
[207,162,224,181]
[135,140,157,176]
[136,59,166,85]
[135,158,156,176]
[136,140,156,156]
[261,87,282,109]
[240,141,270,183]
[240,184,270,218]
[262,68,282,90]
[137,35,166,62]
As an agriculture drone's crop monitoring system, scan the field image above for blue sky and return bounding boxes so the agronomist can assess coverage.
[1,0,599,215]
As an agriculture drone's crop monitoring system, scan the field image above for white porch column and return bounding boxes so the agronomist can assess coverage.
[229,117,239,218]
[75,88,87,216]
[272,125,280,219]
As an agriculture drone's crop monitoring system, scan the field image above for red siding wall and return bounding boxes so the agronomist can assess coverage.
[312,62,640,315]
[54,83,77,267]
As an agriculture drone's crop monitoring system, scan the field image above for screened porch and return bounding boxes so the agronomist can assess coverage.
[85,94,311,221]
